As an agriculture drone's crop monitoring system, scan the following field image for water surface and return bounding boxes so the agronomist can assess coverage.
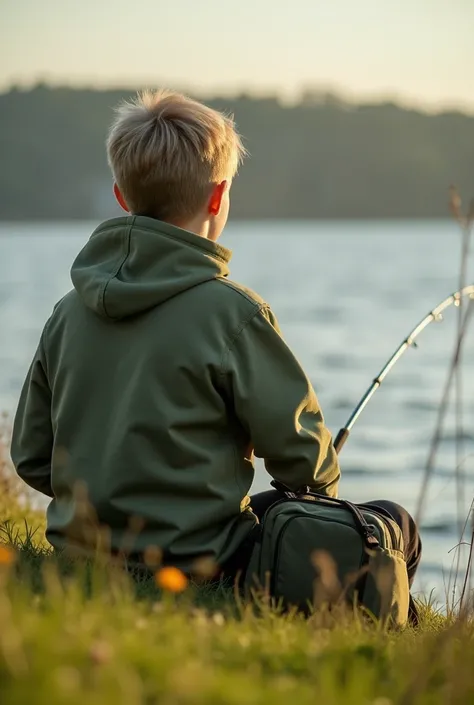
[1,219,473,601]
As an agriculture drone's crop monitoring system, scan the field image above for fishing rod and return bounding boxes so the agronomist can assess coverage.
[333,284,474,454]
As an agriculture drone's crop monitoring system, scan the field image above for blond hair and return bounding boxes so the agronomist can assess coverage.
[106,90,246,222]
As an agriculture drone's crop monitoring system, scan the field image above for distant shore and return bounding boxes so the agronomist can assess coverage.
[1,85,473,221]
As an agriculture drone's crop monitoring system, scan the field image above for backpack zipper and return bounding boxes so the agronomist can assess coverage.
[269,482,381,549]
[273,495,381,549]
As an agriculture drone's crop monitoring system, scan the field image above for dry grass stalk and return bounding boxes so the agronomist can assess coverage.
[416,187,474,611]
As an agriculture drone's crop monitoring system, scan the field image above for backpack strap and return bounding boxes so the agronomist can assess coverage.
[270,480,380,550]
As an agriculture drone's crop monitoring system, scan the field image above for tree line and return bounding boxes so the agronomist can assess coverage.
[1,84,473,220]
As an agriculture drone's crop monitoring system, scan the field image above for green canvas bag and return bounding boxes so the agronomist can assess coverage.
[244,485,410,626]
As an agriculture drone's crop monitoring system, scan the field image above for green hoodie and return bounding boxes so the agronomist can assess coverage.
[11,215,340,572]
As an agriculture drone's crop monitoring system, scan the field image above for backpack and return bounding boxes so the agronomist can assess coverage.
[244,484,410,626]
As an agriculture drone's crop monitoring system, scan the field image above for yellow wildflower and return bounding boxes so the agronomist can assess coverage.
[155,566,188,593]
[0,545,16,566]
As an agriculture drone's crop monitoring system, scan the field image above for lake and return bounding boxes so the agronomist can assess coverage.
[1,219,473,602]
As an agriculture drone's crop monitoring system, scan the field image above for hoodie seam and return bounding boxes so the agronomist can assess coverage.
[218,303,268,499]
[92,222,230,264]
[219,303,267,377]
[100,216,134,319]
[215,277,268,307]
[147,228,230,263]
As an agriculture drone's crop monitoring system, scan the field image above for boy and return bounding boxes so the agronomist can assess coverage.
[11,91,420,586]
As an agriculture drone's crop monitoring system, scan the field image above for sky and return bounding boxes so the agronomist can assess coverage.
[1,0,473,111]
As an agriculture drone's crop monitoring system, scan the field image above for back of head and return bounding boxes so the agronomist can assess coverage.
[107,90,246,224]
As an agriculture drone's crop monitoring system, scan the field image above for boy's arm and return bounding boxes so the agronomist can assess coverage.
[11,333,54,498]
[223,305,340,496]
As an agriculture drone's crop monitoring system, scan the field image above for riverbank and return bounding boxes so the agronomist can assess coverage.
[1,433,474,704]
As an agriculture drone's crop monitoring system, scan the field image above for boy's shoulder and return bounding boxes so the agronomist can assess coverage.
[214,277,269,310]
[43,290,84,332]
[49,290,78,316]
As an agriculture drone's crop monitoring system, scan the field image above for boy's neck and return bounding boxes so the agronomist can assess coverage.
[167,215,219,242]
[130,212,221,243]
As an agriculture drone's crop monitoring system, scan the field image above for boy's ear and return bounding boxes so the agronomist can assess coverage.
[208,181,227,216]
[113,183,129,212]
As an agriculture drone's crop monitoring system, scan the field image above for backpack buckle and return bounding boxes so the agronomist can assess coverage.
[364,525,380,548]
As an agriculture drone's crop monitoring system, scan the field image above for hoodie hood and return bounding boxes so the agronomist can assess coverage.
[71,215,232,320]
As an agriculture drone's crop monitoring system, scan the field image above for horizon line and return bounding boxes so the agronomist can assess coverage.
[1,77,474,118]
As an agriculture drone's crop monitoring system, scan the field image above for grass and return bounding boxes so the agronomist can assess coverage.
[1,431,474,704]
[1,543,473,705]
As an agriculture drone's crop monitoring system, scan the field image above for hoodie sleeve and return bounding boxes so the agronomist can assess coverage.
[11,330,54,498]
[223,305,340,496]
